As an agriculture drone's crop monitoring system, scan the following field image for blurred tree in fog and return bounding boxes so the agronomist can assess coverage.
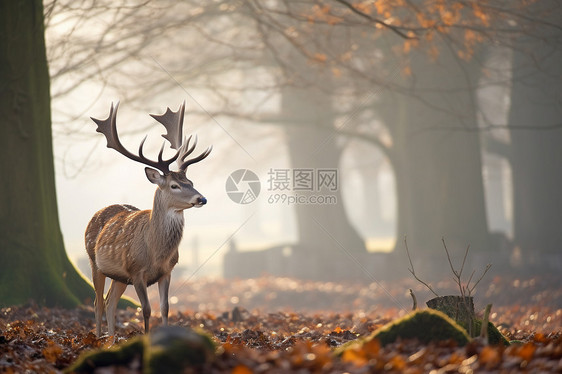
[251,0,562,262]
[380,40,492,255]
[46,0,562,275]
[507,0,562,258]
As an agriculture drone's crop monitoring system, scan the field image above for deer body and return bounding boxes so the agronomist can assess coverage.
[86,102,211,337]
[86,204,181,287]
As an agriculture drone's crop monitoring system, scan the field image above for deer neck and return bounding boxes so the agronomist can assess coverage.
[147,189,185,254]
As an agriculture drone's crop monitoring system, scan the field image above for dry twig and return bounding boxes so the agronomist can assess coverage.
[404,237,439,297]
[409,288,418,310]
[441,238,492,298]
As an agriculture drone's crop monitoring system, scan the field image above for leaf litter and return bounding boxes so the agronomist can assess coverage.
[0,274,560,373]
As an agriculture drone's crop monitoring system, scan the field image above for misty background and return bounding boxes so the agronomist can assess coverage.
[45,1,562,284]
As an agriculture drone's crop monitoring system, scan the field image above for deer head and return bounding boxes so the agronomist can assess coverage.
[91,101,212,209]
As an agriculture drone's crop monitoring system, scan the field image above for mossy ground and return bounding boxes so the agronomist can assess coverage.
[65,326,215,374]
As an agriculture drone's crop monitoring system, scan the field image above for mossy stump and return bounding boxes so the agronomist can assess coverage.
[426,295,475,331]
[426,296,509,345]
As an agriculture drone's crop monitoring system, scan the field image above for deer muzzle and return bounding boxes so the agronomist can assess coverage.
[195,196,207,207]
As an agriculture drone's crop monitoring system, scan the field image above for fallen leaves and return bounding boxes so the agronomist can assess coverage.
[478,345,503,369]
[0,274,560,373]
[42,340,63,364]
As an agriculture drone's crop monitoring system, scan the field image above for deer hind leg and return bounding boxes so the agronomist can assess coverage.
[91,265,106,337]
[105,280,127,337]
[133,279,151,333]
[158,274,171,326]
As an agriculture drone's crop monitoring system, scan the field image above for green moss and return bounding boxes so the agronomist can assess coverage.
[145,326,215,374]
[65,326,215,374]
[65,336,145,373]
[461,319,510,346]
[371,309,471,346]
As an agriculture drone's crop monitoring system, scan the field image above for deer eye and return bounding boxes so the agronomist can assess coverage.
[170,184,180,190]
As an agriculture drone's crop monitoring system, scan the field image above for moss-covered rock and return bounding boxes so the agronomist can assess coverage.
[65,336,145,373]
[145,326,215,374]
[65,326,216,374]
[371,309,471,346]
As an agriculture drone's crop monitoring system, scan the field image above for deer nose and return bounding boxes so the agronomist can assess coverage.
[197,196,207,205]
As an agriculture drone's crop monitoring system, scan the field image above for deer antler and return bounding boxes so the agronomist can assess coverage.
[91,101,181,174]
[150,101,185,150]
[149,101,212,172]
[178,135,213,172]
[92,101,212,174]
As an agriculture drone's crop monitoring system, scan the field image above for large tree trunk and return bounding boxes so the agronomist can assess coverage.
[389,44,492,257]
[508,25,562,260]
[280,84,367,280]
[0,0,94,307]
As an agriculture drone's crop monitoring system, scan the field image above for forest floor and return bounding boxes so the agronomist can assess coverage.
[0,274,561,373]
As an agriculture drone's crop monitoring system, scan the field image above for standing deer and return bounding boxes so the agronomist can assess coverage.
[86,101,211,337]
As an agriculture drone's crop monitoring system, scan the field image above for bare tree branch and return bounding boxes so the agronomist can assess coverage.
[404,237,439,297]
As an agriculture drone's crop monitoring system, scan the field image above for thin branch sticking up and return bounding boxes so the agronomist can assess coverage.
[409,288,418,310]
[442,237,491,298]
[404,237,439,297]
[469,263,492,296]
[443,238,468,298]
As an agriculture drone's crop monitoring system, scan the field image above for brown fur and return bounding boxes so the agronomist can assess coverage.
[85,170,205,336]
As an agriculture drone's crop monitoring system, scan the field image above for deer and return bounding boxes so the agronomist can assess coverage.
[85,101,211,337]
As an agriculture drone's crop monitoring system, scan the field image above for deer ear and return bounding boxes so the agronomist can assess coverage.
[145,167,165,186]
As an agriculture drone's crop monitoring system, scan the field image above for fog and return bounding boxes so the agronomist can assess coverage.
[46,1,562,288]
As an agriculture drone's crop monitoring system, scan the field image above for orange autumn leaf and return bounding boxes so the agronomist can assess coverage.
[342,348,368,366]
[403,40,412,53]
[472,2,490,26]
[331,67,342,78]
[416,12,436,28]
[479,345,502,369]
[388,355,407,370]
[516,342,536,362]
[42,340,63,364]
[314,53,327,63]
[232,365,253,374]
[353,2,373,15]
[333,326,343,333]
[362,338,381,357]
[373,0,389,15]
[532,332,547,343]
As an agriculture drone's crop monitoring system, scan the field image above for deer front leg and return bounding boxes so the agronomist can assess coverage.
[105,280,128,337]
[158,274,171,326]
[91,266,106,337]
[133,279,151,333]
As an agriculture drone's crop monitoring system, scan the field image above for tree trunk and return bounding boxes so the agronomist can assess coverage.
[280,84,366,280]
[509,28,562,259]
[389,44,492,256]
[0,0,94,307]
